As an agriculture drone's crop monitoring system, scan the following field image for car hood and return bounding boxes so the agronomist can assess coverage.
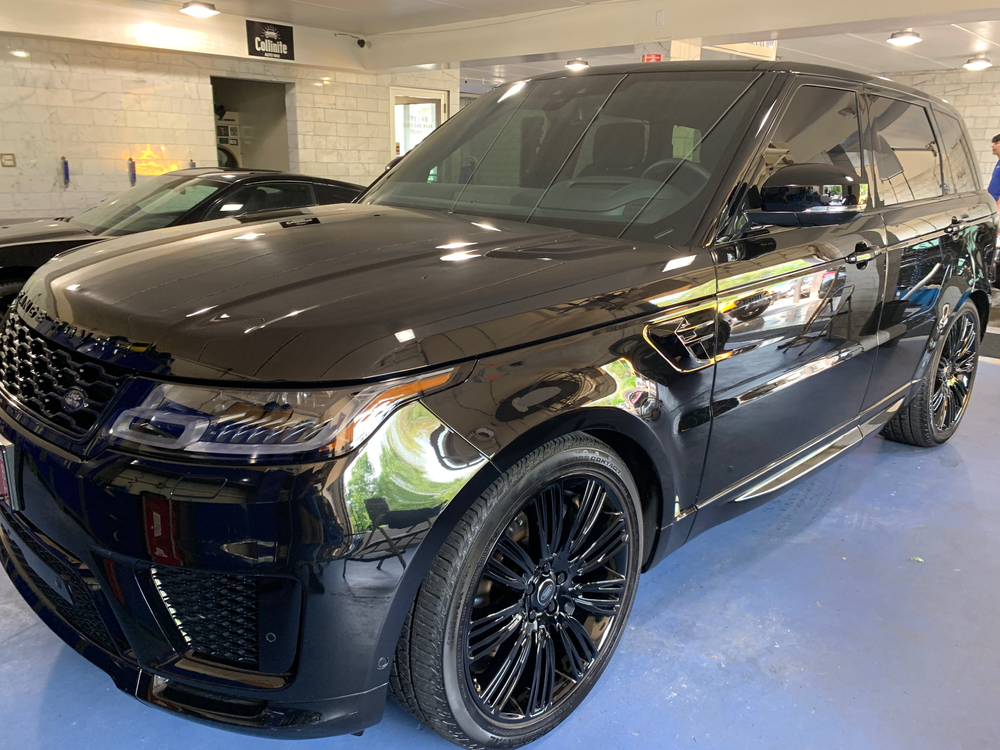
[21,204,711,382]
[0,218,93,247]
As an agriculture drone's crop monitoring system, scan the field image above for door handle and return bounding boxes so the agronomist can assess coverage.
[846,243,875,267]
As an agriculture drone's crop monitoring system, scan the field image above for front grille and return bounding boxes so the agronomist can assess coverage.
[151,567,260,670]
[0,314,126,436]
[5,527,117,653]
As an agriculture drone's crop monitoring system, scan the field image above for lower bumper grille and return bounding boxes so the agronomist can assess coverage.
[5,528,117,654]
[151,567,260,670]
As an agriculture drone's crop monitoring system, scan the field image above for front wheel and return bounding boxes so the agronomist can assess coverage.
[390,433,642,749]
[882,299,980,447]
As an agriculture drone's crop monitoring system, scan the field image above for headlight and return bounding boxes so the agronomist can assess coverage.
[108,368,461,461]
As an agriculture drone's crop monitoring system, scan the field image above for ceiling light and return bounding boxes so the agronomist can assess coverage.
[565,59,590,71]
[394,329,416,343]
[886,29,921,46]
[437,242,475,250]
[179,1,219,18]
[963,55,993,71]
[9,50,29,58]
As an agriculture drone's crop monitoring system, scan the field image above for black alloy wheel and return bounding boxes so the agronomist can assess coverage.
[390,433,642,749]
[882,299,981,447]
[930,308,978,433]
[463,474,630,721]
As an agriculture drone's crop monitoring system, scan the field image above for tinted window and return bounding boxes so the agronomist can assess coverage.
[314,182,357,204]
[870,97,943,205]
[365,72,765,243]
[769,86,863,178]
[207,181,316,219]
[70,175,223,236]
[935,112,979,193]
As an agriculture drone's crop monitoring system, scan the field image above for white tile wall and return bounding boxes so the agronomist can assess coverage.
[0,34,459,220]
[888,68,1000,189]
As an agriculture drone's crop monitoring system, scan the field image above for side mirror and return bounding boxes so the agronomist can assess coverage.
[385,155,405,172]
[746,163,868,228]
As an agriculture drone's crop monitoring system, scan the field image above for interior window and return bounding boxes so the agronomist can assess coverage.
[207,181,316,218]
[870,97,944,205]
[935,112,979,194]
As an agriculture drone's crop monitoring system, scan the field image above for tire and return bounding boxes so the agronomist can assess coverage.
[390,433,643,749]
[881,299,980,447]
[0,280,26,317]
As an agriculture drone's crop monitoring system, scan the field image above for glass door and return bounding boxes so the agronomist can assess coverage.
[390,87,449,159]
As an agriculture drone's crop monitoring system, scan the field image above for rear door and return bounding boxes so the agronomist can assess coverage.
[698,79,886,506]
[931,107,997,294]
[860,93,958,409]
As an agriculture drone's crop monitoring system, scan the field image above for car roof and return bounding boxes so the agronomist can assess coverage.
[530,60,956,116]
[172,167,363,191]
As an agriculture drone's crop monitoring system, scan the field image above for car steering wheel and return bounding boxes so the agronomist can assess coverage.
[640,157,712,184]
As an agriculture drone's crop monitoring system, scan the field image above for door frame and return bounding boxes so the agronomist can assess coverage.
[388,86,450,163]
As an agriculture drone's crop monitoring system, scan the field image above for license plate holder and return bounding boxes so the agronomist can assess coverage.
[11,526,75,603]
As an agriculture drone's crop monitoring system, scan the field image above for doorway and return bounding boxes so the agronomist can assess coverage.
[210,77,291,171]
[390,87,449,159]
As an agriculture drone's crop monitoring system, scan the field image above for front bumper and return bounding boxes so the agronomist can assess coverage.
[0,398,487,737]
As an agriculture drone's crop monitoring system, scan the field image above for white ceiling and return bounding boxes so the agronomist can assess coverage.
[456,20,1000,95]
[779,21,1000,75]
[204,0,618,35]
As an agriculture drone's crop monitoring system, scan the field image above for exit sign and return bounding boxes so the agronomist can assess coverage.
[642,53,662,62]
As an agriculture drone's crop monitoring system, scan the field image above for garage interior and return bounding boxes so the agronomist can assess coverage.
[2,0,1000,748]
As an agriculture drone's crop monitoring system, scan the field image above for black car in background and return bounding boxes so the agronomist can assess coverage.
[0,167,363,311]
[0,62,996,749]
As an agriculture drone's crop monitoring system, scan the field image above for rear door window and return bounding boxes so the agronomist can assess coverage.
[935,112,979,194]
[313,182,358,204]
[869,97,944,205]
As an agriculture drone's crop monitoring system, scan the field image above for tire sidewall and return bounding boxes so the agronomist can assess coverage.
[927,300,980,444]
[440,439,643,748]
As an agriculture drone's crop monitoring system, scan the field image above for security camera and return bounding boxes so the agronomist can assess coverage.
[357,38,366,48]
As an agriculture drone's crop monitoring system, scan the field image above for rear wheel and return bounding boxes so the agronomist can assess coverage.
[882,299,980,447]
[390,433,642,749]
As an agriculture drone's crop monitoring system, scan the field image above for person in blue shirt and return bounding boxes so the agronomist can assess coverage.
[989,134,1000,209]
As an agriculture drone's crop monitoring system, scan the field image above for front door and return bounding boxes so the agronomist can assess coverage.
[697,81,886,508]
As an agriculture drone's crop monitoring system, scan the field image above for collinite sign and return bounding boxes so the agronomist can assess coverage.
[246,20,295,61]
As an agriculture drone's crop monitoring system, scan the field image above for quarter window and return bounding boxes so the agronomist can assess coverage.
[935,113,979,194]
[870,97,943,205]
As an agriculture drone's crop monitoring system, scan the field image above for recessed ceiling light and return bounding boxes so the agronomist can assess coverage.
[179,1,219,18]
[886,29,921,46]
[565,59,590,71]
[9,50,29,58]
[963,55,993,71]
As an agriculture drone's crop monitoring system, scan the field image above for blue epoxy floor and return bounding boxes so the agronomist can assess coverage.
[4,362,1000,750]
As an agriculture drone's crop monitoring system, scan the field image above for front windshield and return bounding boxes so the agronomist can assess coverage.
[70,174,224,236]
[364,71,766,244]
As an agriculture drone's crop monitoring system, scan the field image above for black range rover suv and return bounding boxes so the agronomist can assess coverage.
[0,62,995,748]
